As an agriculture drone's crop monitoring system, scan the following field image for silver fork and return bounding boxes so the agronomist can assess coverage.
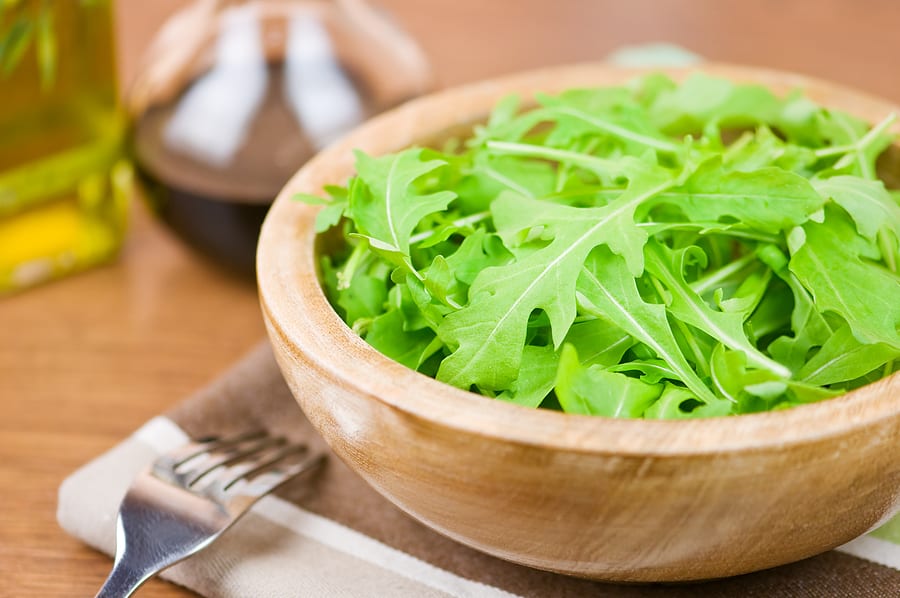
[95,431,325,598]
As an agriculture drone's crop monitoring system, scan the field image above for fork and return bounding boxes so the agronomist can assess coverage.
[95,431,326,598]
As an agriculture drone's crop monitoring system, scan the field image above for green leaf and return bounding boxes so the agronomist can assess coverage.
[562,317,633,366]
[336,269,388,329]
[645,241,790,378]
[817,111,895,180]
[608,360,680,385]
[311,73,900,420]
[714,267,772,321]
[812,176,900,243]
[555,345,662,417]
[537,91,682,155]
[648,73,782,134]
[654,157,825,232]
[295,186,349,233]
[789,208,900,349]
[444,228,510,286]
[364,308,439,370]
[722,126,817,175]
[436,177,670,391]
[468,154,557,200]
[485,140,623,182]
[498,345,559,408]
[745,277,792,341]
[710,345,787,406]
[575,247,717,403]
[798,323,899,386]
[644,384,730,419]
[759,244,835,371]
[349,149,456,275]
[403,275,450,332]
[422,255,460,308]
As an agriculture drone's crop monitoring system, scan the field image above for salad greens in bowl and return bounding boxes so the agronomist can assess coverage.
[257,64,900,581]
[298,72,900,419]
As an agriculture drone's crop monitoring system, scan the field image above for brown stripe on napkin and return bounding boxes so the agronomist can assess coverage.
[167,342,900,597]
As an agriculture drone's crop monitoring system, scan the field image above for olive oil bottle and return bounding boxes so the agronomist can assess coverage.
[0,0,128,293]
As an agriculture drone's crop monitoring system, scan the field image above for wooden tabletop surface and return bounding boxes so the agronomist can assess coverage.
[3,1,900,596]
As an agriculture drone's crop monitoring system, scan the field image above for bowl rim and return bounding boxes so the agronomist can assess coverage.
[258,61,900,457]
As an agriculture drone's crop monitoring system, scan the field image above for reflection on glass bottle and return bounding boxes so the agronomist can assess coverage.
[129,0,431,276]
[0,0,128,293]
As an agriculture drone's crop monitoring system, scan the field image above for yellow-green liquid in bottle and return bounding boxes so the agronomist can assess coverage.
[0,0,128,293]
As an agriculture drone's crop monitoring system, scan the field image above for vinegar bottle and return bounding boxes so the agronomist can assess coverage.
[128,0,431,276]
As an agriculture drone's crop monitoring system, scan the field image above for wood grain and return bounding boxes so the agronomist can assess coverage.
[0,201,265,598]
[4,0,900,595]
[258,63,900,581]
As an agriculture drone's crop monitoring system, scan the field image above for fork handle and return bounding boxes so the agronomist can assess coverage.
[95,558,156,598]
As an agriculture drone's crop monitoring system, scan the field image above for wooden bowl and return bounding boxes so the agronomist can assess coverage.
[257,63,900,582]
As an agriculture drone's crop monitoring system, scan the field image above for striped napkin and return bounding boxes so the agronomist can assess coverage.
[58,342,900,597]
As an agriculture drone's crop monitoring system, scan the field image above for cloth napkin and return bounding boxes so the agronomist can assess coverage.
[58,342,900,597]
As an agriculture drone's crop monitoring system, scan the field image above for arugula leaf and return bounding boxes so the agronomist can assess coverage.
[644,385,730,419]
[295,185,349,232]
[798,323,899,386]
[436,177,670,391]
[817,111,895,180]
[537,92,682,155]
[647,73,782,134]
[365,308,439,370]
[789,207,900,349]
[498,345,559,408]
[563,317,633,366]
[555,344,662,417]
[576,247,717,403]
[348,149,456,276]
[812,176,900,244]
[653,158,825,232]
[304,73,900,419]
[336,268,388,328]
[759,244,835,372]
[714,267,772,320]
[644,241,790,378]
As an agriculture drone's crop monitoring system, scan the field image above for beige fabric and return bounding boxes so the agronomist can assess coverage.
[57,417,464,597]
[58,342,900,597]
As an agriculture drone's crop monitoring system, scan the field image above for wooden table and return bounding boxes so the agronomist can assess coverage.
[3,1,899,595]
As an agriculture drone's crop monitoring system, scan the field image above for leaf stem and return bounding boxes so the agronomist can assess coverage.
[813,143,857,158]
[409,211,491,245]
[650,276,711,378]
[486,141,617,176]
[555,138,600,192]
[552,106,682,154]
[636,222,781,244]
[721,131,754,162]
[878,228,897,273]
[482,166,536,198]
[691,252,758,295]
[337,241,372,290]
[834,112,897,179]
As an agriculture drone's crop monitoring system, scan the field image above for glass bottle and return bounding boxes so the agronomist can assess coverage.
[0,0,128,293]
[128,0,431,276]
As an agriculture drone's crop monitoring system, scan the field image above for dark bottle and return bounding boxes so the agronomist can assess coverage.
[128,0,431,277]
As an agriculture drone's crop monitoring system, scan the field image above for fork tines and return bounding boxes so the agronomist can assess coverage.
[96,431,326,597]
[152,431,324,497]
